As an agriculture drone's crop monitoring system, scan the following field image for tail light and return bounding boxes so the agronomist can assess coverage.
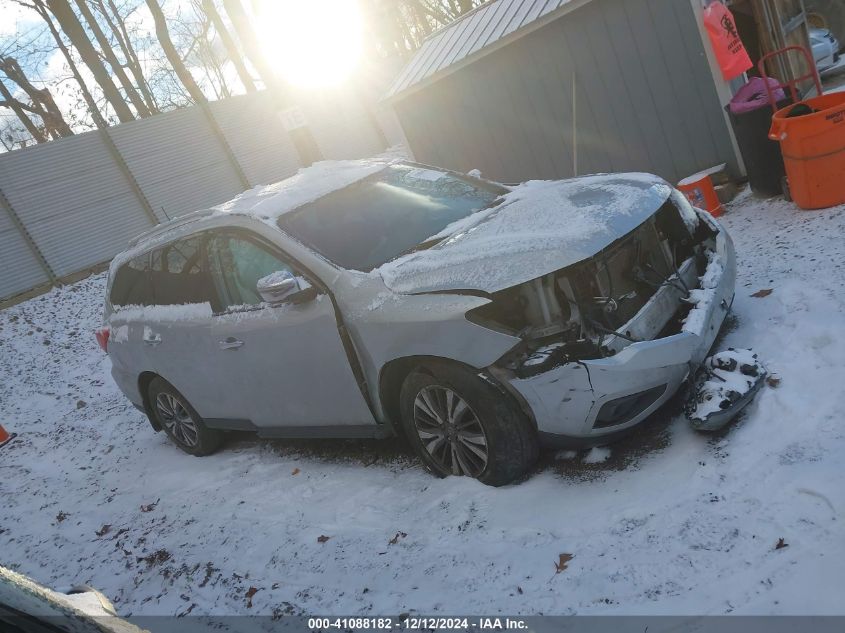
[95,327,110,353]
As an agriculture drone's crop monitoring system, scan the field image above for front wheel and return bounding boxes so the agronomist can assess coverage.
[399,364,538,486]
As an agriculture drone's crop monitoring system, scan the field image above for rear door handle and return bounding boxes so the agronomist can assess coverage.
[219,337,244,350]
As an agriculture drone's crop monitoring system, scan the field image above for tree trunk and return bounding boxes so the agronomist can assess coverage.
[99,0,159,113]
[221,0,278,90]
[0,57,74,139]
[45,0,135,122]
[73,0,151,116]
[201,0,256,93]
[145,0,207,104]
[0,78,47,143]
[33,0,108,129]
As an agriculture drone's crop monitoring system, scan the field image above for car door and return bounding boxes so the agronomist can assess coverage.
[204,229,375,430]
[142,233,220,418]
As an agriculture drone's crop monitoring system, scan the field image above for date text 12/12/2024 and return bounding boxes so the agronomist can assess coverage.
[307,617,528,630]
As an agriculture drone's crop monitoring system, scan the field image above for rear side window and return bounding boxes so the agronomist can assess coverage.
[149,235,218,307]
[109,254,151,306]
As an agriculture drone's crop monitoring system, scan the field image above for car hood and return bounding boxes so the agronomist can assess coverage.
[376,173,675,294]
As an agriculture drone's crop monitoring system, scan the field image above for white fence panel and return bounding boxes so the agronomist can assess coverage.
[209,92,302,187]
[0,132,154,279]
[109,107,244,220]
[0,207,50,298]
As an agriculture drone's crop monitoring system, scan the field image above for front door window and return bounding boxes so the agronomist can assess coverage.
[208,233,296,310]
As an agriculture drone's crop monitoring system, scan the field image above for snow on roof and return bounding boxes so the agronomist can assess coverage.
[213,158,391,221]
[386,0,583,100]
[110,158,392,276]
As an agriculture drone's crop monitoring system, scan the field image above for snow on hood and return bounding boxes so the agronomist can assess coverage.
[213,158,392,221]
[377,173,674,294]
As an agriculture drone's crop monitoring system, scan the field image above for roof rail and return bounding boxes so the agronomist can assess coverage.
[127,209,217,248]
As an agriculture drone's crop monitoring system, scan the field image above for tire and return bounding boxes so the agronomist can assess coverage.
[399,363,539,486]
[147,377,223,456]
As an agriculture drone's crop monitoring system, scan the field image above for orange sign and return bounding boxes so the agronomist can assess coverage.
[704,2,753,81]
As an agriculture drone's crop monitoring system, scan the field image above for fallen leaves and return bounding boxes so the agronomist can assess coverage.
[388,531,407,545]
[317,535,330,543]
[291,468,300,476]
[751,288,773,298]
[245,586,259,608]
[766,375,782,388]
[136,549,171,567]
[554,553,574,574]
[775,537,789,550]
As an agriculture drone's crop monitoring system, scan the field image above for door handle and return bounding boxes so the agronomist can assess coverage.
[219,337,244,350]
[143,333,162,346]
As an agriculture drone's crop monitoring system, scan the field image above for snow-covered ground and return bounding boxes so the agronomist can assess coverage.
[1,189,844,617]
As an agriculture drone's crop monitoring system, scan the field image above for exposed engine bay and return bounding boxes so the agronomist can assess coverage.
[468,197,720,378]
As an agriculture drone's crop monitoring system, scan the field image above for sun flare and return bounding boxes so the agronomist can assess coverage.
[255,0,364,88]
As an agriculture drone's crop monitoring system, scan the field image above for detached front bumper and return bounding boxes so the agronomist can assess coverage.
[503,217,736,442]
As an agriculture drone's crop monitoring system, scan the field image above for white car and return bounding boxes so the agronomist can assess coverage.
[811,27,840,73]
[100,159,736,486]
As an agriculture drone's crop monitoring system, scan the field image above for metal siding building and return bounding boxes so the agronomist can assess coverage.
[387,0,740,184]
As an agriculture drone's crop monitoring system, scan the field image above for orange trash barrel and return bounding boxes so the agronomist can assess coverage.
[677,172,724,217]
[769,92,845,210]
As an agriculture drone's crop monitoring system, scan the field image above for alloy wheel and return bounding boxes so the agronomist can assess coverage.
[155,392,199,448]
[413,385,488,477]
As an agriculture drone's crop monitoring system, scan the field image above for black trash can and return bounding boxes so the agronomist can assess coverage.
[726,97,793,197]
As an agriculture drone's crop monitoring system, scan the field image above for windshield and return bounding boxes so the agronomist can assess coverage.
[276,164,505,271]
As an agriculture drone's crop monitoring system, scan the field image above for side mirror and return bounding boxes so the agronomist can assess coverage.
[256,270,299,303]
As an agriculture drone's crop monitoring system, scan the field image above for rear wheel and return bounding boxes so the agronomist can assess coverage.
[147,377,223,456]
[399,363,538,486]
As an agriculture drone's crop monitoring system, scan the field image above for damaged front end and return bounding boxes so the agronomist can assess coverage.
[474,192,736,443]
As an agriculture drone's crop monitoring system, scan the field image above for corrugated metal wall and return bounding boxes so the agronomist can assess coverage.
[392,0,738,184]
[0,89,397,301]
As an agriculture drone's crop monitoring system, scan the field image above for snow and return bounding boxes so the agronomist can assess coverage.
[671,189,701,233]
[2,188,845,616]
[255,270,293,287]
[49,590,115,617]
[683,249,724,334]
[378,173,674,294]
[689,349,765,422]
[582,447,612,464]
[213,159,390,221]
[109,302,213,324]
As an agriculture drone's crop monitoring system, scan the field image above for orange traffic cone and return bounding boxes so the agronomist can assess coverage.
[0,423,15,449]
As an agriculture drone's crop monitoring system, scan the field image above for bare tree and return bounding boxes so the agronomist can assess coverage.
[24,0,109,129]
[45,0,135,122]
[221,0,277,89]
[73,0,151,116]
[0,56,73,139]
[201,0,256,92]
[95,0,159,113]
[99,1,156,104]
[183,5,232,99]
[146,0,207,104]
[0,77,47,142]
